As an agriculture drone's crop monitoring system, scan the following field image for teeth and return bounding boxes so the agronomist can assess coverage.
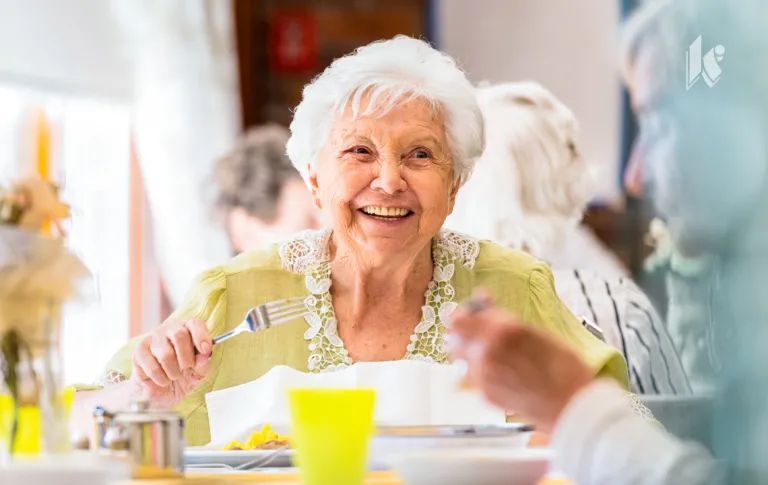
[361,206,410,217]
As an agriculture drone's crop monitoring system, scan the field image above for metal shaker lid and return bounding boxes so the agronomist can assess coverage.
[114,398,183,424]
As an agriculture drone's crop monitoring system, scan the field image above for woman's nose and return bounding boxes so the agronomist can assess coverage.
[370,160,407,194]
[624,143,644,197]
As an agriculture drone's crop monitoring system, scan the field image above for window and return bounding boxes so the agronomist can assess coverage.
[0,84,131,385]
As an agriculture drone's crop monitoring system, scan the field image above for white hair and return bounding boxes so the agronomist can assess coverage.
[446,81,596,257]
[619,0,675,85]
[286,36,484,185]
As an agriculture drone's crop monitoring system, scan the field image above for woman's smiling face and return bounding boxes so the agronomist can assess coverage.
[309,96,459,258]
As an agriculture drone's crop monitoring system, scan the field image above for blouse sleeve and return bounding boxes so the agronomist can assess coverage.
[524,262,630,389]
[85,267,228,388]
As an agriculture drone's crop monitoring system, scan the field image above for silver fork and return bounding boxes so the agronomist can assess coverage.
[185,445,291,471]
[212,297,308,346]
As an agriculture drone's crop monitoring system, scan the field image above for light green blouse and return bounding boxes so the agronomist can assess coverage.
[98,229,628,445]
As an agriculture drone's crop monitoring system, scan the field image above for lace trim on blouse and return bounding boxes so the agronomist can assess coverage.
[279,229,480,373]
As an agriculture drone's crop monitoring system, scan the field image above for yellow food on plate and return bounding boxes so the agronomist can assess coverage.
[223,424,290,451]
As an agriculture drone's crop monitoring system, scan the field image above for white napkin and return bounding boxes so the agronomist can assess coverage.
[205,360,505,446]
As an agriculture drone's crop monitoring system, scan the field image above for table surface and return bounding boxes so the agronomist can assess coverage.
[122,471,570,484]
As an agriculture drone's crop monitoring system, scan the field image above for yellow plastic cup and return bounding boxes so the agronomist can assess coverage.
[0,394,12,447]
[288,389,376,485]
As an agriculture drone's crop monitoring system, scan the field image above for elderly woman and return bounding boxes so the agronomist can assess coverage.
[213,123,322,253]
[70,36,627,445]
[447,81,690,395]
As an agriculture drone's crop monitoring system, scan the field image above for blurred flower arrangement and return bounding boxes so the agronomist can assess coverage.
[0,178,89,456]
[643,218,715,277]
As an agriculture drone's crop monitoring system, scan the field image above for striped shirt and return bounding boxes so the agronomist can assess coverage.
[553,268,692,395]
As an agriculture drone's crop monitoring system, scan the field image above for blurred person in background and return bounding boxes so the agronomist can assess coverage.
[451,0,768,483]
[447,81,690,395]
[622,0,719,392]
[447,82,628,279]
[212,123,322,254]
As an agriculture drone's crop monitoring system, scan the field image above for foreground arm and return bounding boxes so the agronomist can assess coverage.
[449,294,722,485]
[553,381,722,485]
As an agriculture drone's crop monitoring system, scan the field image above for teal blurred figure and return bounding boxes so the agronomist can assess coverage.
[623,0,768,482]
[450,1,768,483]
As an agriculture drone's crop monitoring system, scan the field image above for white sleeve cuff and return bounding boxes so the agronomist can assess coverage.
[551,380,635,477]
[550,380,720,485]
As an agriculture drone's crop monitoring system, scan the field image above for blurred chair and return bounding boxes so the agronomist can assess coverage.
[641,394,716,452]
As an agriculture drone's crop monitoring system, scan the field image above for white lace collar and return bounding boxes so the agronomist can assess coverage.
[278,229,480,372]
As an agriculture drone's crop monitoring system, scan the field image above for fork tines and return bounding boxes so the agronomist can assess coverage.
[246,296,308,331]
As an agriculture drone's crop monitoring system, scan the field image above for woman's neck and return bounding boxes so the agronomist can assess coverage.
[329,235,434,321]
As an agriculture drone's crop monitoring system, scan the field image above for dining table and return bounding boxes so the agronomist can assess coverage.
[121,471,571,485]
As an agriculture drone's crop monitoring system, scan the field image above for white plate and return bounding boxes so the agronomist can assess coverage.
[184,447,296,468]
[369,425,532,470]
[391,448,553,485]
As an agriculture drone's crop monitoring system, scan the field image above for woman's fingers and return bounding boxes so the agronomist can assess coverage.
[134,340,171,387]
[191,351,212,379]
[449,307,486,339]
[150,336,183,381]
[185,319,213,356]
[167,323,195,372]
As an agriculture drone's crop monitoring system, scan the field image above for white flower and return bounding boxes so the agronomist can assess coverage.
[438,301,458,324]
[433,263,455,283]
[305,275,331,295]
[303,313,322,339]
[415,305,436,333]
[437,340,447,354]
[324,317,344,347]
[308,354,322,370]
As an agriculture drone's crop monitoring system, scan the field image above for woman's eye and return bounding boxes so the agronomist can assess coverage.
[351,147,371,155]
[411,149,430,159]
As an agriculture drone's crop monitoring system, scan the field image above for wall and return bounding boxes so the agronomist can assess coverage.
[0,0,132,99]
[236,0,428,128]
[437,0,623,203]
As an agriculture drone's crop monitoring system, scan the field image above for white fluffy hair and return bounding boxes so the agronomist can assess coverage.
[286,36,484,185]
[446,81,596,256]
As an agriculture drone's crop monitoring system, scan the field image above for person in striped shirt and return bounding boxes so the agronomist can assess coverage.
[446,81,691,395]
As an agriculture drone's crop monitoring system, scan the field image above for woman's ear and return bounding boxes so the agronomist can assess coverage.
[307,163,323,210]
[447,177,461,213]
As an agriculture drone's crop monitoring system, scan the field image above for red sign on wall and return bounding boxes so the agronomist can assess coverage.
[268,10,318,74]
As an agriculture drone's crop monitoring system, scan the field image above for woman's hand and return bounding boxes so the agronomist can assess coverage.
[448,295,594,433]
[129,318,213,410]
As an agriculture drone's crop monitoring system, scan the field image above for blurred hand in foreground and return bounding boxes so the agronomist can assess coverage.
[448,292,594,433]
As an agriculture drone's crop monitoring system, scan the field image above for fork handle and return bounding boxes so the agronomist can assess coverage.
[212,329,237,345]
[192,327,239,355]
[193,330,235,355]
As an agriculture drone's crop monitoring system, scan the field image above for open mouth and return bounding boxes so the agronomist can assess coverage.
[359,206,414,221]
